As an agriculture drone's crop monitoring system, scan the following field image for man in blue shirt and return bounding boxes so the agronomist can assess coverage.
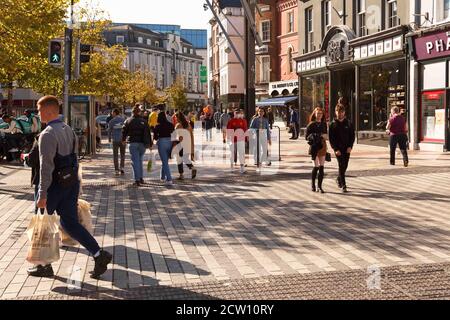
[250,108,272,167]
[289,106,299,140]
[107,108,126,175]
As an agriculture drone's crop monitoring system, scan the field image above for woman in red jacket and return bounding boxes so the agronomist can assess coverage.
[227,109,248,174]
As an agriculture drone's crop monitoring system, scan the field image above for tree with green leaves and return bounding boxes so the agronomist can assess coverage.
[165,77,188,111]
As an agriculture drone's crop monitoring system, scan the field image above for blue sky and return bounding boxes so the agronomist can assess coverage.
[87,0,211,30]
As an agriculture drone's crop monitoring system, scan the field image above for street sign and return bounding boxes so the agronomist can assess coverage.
[49,39,63,66]
[200,66,207,83]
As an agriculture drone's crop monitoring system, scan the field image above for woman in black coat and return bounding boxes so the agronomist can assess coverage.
[305,106,328,193]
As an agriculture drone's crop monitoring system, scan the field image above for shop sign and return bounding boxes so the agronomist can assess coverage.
[354,36,403,61]
[414,31,450,61]
[327,32,350,64]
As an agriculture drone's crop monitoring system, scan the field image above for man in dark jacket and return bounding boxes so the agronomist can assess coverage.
[289,106,299,139]
[329,104,355,193]
[122,106,152,186]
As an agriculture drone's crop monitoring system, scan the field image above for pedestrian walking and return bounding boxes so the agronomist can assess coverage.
[306,106,328,193]
[148,107,159,132]
[154,112,175,185]
[122,106,152,186]
[227,109,248,173]
[289,106,299,140]
[386,106,409,167]
[329,104,356,193]
[107,108,126,176]
[220,106,234,144]
[214,109,222,132]
[267,107,274,130]
[31,95,112,278]
[250,108,272,167]
[174,112,197,180]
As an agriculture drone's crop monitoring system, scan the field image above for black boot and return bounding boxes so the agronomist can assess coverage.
[311,167,319,192]
[401,150,409,167]
[317,166,325,193]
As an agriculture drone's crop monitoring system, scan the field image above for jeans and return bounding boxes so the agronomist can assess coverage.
[47,180,100,255]
[112,141,125,171]
[389,134,409,165]
[253,133,269,165]
[158,137,173,181]
[230,141,245,165]
[129,143,146,181]
[336,152,351,187]
[205,129,212,141]
[291,123,299,138]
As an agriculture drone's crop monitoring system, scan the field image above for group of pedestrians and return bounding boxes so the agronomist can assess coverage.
[306,103,408,194]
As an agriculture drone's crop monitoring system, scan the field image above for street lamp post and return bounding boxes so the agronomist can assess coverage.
[63,0,74,122]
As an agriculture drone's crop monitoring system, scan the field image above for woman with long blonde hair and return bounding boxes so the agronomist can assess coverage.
[305,106,328,193]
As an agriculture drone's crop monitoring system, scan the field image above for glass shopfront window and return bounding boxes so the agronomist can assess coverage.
[421,90,446,143]
[358,60,406,131]
[300,73,329,127]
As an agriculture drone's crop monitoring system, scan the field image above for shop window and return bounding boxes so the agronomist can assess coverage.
[301,73,330,128]
[423,62,446,90]
[358,60,406,132]
[421,91,446,143]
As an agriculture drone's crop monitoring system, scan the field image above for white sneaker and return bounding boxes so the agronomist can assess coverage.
[240,166,246,174]
[8,148,19,153]
[165,180,173,185]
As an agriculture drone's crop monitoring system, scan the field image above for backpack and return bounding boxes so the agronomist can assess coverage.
[15,116,33,134]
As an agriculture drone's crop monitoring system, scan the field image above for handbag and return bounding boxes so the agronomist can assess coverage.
[26,210,60,265]
[325,152,332,162]
[55,130,78,188]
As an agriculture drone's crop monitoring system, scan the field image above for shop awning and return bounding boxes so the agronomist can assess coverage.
[256,96,298,107]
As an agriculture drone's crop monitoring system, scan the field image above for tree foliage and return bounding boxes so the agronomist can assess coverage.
[165,77,188,111]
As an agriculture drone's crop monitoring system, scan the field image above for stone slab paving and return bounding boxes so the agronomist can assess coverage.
[0,128,450,299]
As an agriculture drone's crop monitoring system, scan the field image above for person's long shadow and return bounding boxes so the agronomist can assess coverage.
[51,272,217,300]
[61,244,210,279]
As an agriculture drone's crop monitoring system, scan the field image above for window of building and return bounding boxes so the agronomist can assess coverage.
[287,48,293,73]
[322,0,331,38]
[116,35,124,43]
[147,39,151,46]
[388,0,398,28]
[305,7,313,53]
[358,0,367,36]
[260,56,270,83]
[261,21,271,42]
[138,37,143,44]
[155,41,160,47]
[436,0,450,22]
[288,11,295,33]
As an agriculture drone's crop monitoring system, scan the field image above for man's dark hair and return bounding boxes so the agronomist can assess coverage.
[112,108,120,115]
[2,115,10,121]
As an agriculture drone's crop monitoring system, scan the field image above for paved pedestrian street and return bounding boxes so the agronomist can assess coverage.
[1,130,450,299]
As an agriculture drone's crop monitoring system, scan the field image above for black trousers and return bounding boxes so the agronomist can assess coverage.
[291,123,300,138]
[389,134,408,165]
[336,152,351,187]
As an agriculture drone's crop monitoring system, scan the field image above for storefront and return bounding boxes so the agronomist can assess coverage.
[409,26,450,152]
[351,26,409,147]
[295,25,410,147]
[296,26,356,131]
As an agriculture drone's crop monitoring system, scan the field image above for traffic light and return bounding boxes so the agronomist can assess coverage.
[48,39,63,66]
[80,44,92,63]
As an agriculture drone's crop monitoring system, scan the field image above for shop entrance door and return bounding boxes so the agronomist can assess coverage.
[330,68,355,123]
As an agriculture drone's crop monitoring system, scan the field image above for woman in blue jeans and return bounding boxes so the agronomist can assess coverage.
[153,112,175,185]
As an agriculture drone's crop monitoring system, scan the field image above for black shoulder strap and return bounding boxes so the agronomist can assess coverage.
[72,129,76,154]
